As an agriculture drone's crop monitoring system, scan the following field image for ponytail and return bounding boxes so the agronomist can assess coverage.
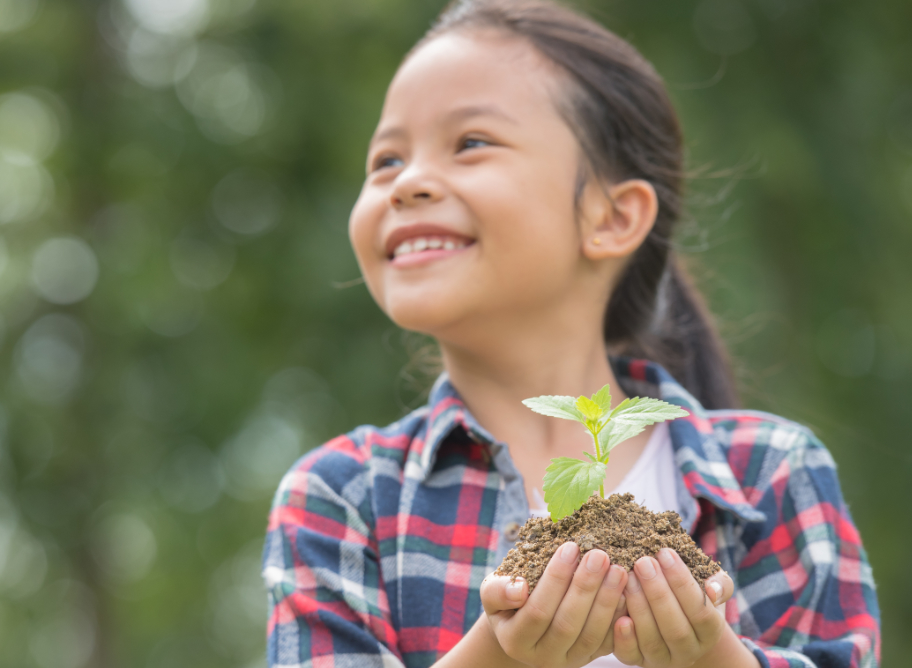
[607,255,738,409]
[423,0,739,409]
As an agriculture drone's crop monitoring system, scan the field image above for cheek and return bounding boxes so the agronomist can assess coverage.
[348,193,387,301]
[465,163,580,273]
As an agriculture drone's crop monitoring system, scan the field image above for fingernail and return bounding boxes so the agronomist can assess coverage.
[626,572,641,593]
[636,557,657,580]
[621,621,633,637]
[657,548,675,569]
[586,550,607,572]
[605,564,624,588]
[560,541,579,563]
[708,580,722,601]
[506,578,525,601]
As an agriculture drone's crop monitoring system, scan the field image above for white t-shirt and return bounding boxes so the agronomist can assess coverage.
[528,421,681,668]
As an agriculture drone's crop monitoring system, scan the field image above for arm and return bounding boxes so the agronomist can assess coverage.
[262,443,404,667]
[610,432,880,668]
[728,434,880,668]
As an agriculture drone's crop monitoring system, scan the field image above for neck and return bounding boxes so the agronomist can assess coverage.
[436,305,627,456]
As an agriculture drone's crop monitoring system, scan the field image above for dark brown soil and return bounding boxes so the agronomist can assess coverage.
[495,493,721,592]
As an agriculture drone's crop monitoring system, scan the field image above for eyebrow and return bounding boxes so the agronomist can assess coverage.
[369,104,519,147]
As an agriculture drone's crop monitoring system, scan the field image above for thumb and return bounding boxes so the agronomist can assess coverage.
[480,574,528,616]
[706,570,734,609]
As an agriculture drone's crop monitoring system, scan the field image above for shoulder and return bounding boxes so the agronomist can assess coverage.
[269,405,432,512]
[702,408,838,496]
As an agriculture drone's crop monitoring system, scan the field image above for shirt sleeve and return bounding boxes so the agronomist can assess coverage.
[262,438,405,668]
[731,432,880,668]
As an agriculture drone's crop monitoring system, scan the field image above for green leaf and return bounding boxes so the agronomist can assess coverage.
[591,384,612,412]
[610,397,689,424]
[543,457,607,521]
[522,396,585,423]
[598,419,648,456]
[582,451,598,463]
[575,395,604,421]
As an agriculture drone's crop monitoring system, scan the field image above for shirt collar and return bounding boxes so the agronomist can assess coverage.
[418,357,765,524]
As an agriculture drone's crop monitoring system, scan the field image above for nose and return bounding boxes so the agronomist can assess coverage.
[389,163,444,208]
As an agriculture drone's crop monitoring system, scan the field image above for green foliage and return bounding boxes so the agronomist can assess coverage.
[535,383,688,520]
[521,395,585,422]
[542,457,607,521]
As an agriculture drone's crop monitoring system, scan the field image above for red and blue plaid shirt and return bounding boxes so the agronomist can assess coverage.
[262,358,880,668]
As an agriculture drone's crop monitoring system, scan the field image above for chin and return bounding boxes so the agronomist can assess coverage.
[383,295,467,338]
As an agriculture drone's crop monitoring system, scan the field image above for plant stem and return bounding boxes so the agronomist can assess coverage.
[591,428,606,498]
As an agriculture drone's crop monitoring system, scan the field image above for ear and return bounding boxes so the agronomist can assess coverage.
[580,179,658,261]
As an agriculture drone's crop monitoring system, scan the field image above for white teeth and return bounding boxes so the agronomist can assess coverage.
[393,241,413,257]
[392,235,470,258]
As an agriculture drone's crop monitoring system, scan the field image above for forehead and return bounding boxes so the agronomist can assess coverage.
[375,30,565,136]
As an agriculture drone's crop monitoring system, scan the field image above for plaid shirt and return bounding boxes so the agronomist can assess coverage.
[262,358,880,668]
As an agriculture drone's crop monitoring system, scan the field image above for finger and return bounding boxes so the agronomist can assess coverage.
[635,555,699,660]
[612,616,644,666]
[537,548,611,656]
[480,575,528,616]
[654,548,725,645]
[706,569,734,607]
[624,570,670,664]
[568,563,627,661]
[595,591,627,658]
[506,541,580,645]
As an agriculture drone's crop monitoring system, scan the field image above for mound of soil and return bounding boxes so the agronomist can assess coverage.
[495,493,721,592]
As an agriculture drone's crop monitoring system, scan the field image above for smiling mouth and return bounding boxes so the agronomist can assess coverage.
[389,234,474,260]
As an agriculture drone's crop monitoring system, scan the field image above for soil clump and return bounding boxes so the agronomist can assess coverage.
[495,493,721,592]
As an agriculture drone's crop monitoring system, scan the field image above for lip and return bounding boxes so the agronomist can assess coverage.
[384,222,475,259]
[390,245,472,268]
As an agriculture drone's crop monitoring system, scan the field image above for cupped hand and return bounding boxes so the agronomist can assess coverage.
[612,547,735,668]
[480,542,629,668]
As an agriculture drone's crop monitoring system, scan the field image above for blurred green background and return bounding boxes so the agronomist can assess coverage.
[0,0,909,666]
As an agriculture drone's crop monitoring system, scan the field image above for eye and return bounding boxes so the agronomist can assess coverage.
[371,154,404,172]
[459,136,492,151]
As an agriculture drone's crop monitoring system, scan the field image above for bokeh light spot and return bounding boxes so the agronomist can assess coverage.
[13,313,86,405]
[123,0,209,37]
[29,611,96,668]
[220,414,302,500]
[126,29,197,89]
[0,91,60,163]
[0,522,48,598]
[0,156,54,224]
[176,43,272,143]
[90,512,158,585]
[158,441,225,512]
[0,0,40,34]
[211,167,283,236]
[31,236,100,304]
[169,233,235,290]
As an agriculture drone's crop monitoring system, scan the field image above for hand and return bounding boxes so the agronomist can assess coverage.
[480,542,629,668]
[612,548,735,668]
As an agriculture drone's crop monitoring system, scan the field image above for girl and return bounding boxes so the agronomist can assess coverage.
[262,1,880,667]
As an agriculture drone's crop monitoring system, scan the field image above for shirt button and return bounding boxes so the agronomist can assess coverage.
[503,521,521,543]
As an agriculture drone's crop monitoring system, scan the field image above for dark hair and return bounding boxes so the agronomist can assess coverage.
[414,0,738,409]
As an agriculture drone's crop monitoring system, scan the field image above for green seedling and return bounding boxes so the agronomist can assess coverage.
[523,383,689,521]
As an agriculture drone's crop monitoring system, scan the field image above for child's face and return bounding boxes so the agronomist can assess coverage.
[349,30,595,342]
